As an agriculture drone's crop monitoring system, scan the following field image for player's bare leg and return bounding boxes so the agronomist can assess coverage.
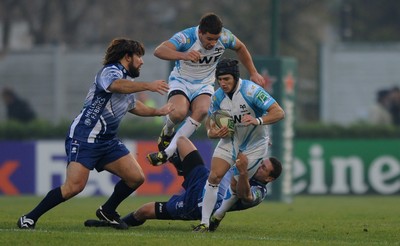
[148,94,210,166]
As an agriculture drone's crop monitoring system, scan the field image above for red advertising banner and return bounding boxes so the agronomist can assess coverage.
[134,141,184,195]
[0,141,35,195]
[0,140,214,196]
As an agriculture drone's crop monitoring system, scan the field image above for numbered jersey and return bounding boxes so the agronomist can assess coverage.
[209,79,276,155]
[68,63,136,143]
[168,26,236,85]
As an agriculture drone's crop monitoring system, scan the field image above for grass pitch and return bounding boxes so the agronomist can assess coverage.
[1,195,399,245]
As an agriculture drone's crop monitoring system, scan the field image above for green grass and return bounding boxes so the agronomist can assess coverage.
[1,196,399,245]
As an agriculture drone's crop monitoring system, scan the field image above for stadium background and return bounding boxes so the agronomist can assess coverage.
[0,1,399,198]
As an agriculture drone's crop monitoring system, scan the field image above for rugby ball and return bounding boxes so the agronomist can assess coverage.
[210,109,235,135]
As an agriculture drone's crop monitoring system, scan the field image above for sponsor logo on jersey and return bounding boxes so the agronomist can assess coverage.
[84,118,92,126]
[198,54,222,64]
[255,90,269,103]
[221,31,228,43]
[221,29,234,44]
[215,47,224,53]
[247,85,257,96]
[172,33,187,44]
[229,35,235,43]
[85,96,106,120]
[104,70,121,81]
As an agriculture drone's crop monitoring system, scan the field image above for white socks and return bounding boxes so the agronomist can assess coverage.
[164,116,175,135]
[213,185,238,220]
[164,116,201,157]
[200,180,219,226]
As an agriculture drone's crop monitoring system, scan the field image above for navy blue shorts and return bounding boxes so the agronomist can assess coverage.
[65,137,130,172]
[164,150,209,220]
[166,165,209,220]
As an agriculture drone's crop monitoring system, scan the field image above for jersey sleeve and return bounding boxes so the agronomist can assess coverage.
[228,185,267,212]
[242,80,276,115]
[219,28,236,49]
[208,90,224,116]
[98,66,123,93]
[253,87,276,111]
[169,27,196,52]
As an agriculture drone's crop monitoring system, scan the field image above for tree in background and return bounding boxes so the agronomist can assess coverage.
[1,0,399,123]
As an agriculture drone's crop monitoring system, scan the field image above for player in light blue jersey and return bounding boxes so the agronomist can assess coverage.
[147,13,266,166]
[193,58,285,232]
[84,136,282,231]
[17,38,174,230]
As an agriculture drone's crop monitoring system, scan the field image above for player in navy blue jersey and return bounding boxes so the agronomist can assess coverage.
[84,136,282,231]
[147,13,265,166]
[17,38,174,230]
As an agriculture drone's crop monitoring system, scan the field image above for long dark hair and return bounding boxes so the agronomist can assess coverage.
[103,38,145,65]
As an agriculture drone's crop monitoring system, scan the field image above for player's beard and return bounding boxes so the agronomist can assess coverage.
[128,62,140,78]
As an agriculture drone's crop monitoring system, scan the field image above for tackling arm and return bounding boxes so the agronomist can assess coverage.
[108,79,169,95]
[233,153,253,203]
[129,100,174,117]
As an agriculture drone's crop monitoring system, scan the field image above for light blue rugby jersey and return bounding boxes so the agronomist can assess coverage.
[229,177,268,211]
[209,79,276,154]
[215,168,268,212]
[168,26,236,85]
[68,63,136,143]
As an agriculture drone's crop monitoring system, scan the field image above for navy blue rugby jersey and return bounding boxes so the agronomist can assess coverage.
[68,63,136,143]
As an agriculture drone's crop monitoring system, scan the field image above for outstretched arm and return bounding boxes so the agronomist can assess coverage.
[154,41,201,62]
[233,152,253,203]
[129,100,174,117]
[108,79,169,95]
[233,38,265,87]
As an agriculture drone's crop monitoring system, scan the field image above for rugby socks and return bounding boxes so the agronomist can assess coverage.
[164,116,201,158]
[213,185,238,220]
[122,213,144,227]
[26,187,66,221]
[200,180,219,226]
[101,180,135,213]
[164,116,175,135]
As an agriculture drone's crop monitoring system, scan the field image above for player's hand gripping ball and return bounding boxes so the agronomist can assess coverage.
[210,109,235,136]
